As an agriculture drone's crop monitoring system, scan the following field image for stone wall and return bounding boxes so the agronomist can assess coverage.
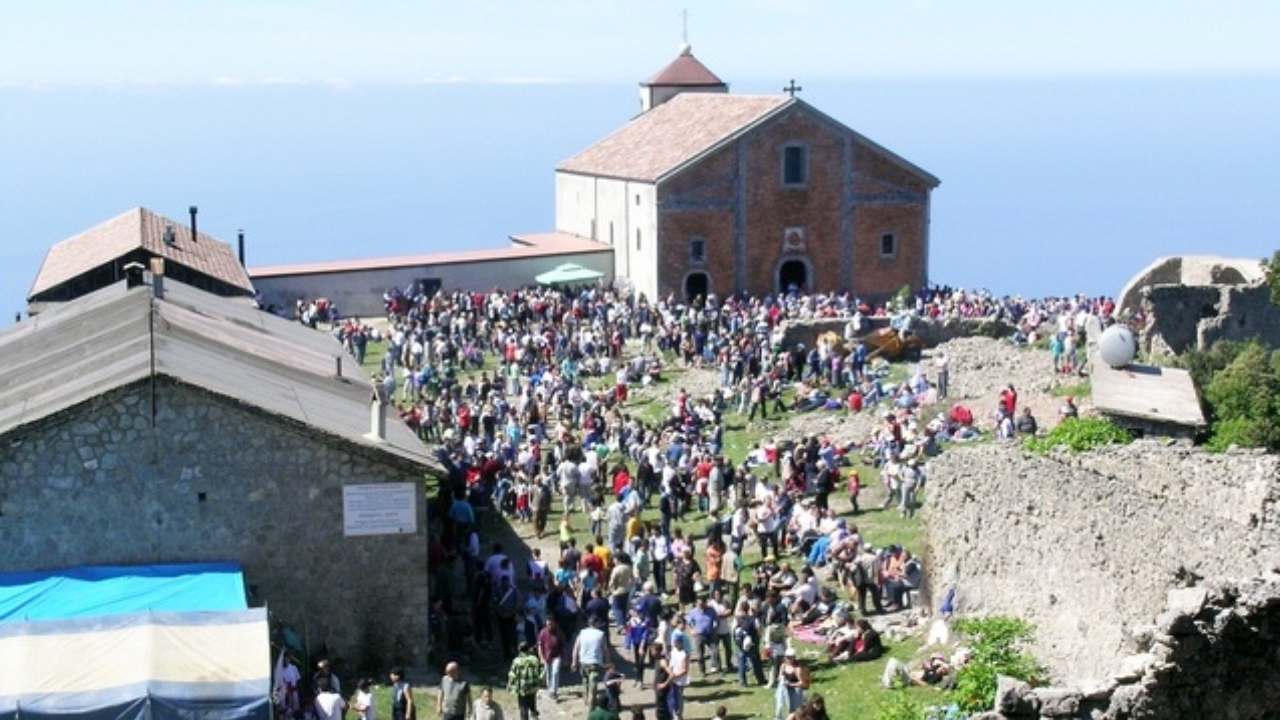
[978,575,1280,719]
[779,315,1012,353]
[1141,280,1280,356]
[0,379,431,671]
[925,441,1280,685]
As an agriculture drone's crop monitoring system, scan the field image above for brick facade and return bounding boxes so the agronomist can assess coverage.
[656,103,934,300]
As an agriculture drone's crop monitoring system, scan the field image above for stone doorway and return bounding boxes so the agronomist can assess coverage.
[684,272,709,301]
[778,259,808,293]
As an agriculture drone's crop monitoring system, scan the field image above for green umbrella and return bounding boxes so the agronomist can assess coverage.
[535,262,604,286]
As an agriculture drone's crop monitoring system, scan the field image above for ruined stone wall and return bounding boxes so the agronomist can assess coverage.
[1141,281,1280,355]
[978,576,1280,719]
[925,441,1280,685]
[0,379,431,671]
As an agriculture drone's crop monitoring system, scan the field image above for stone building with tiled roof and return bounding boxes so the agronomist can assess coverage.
[545,46,941,302]
[27,206,254,314]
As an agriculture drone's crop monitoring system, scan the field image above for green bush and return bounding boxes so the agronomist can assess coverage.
[1265,250,1280,306]
[950,617,1045,713]
[893,284,914,310]
[1202,341,1280,451]
[1176,340,1248,390]
[875,691,926,720]
[1024,417,1132,454]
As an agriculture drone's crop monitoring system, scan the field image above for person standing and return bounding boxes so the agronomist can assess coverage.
[733,599,766,687]
[935,352,949,399]
[388,668,414,720]
[537,618,565,701]
[773,649,809,720]
[531,478,552,539]
[313,679,345,720]
[667,635,690,720]
[572,617,611,709]
[351,678,376,720]
[651,643,673,720]
[472,687,505,720]
[438,662,471,720]
[507,643,545,720]
[495,576,521,661]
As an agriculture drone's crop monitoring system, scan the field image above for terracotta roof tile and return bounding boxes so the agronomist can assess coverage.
[558,93,792,182]
[643,48,725,87]
[29,207,254,299]
[249,232,609,278]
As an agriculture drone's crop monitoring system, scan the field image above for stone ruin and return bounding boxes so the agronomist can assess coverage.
[1116,255,1277,356]
[976,576,1280,720]
[925,440,1280,719]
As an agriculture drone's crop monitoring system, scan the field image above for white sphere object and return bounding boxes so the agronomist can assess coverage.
[1099,324,1136,368]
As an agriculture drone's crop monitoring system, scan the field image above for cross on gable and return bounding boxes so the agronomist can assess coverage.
[783,79,803,97]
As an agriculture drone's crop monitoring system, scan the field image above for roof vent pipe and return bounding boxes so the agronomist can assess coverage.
[188,205,198,243]
[237,229,246,266]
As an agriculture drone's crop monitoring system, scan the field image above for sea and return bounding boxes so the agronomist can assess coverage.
[2,74,1277,317]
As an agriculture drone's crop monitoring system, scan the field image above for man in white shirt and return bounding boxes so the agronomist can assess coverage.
[668,639,690,720]
[313,679,346,720]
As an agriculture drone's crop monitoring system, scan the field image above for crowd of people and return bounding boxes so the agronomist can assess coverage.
[276,279,1115,720]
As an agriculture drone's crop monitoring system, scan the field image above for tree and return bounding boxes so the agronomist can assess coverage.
[1265,250,1280,306]
[1203,341,1280,450]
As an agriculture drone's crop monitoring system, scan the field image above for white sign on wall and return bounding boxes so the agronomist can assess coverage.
[343,483,417,537]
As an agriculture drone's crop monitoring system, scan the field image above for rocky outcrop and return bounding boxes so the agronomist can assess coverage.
[976,575,1280,719]
[925,441,1280,685]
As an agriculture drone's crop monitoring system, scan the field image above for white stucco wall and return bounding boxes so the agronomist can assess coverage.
[627,182,659,302]
[252,250,614,318]
[554,173,597,240]
[554,171,657,301]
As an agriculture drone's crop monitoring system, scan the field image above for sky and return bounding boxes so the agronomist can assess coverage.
[2,2,1278,315]
[4,0,1280,86]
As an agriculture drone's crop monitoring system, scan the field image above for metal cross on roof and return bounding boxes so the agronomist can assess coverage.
[783,79,803,97]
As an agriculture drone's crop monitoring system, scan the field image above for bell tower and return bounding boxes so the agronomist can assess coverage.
[639,44,729,112]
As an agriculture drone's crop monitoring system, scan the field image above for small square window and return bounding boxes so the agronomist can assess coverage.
[880,233,897,258]
[690,238,706,263]
[783,145,807,186]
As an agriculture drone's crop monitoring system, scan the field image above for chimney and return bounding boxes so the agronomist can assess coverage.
[237,229,246,266]
[149,257,166,300]
[188,205,198,243]
[366,387,387,442]
[123,261,147,288]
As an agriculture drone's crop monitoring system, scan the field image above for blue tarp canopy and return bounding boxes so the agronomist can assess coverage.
[0,562,248,622]
[0,564,268,720]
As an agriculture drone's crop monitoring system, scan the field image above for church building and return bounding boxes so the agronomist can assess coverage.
[244,45,939,313]
[544,45,940,302]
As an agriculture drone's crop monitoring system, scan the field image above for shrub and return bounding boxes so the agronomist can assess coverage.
[950,617,1046,713]
[1265,250,1280,306]
[1202,341,1280,450]
[1176,340,1248,391]
[1024,417,1132,454]
[893,284,914,310]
